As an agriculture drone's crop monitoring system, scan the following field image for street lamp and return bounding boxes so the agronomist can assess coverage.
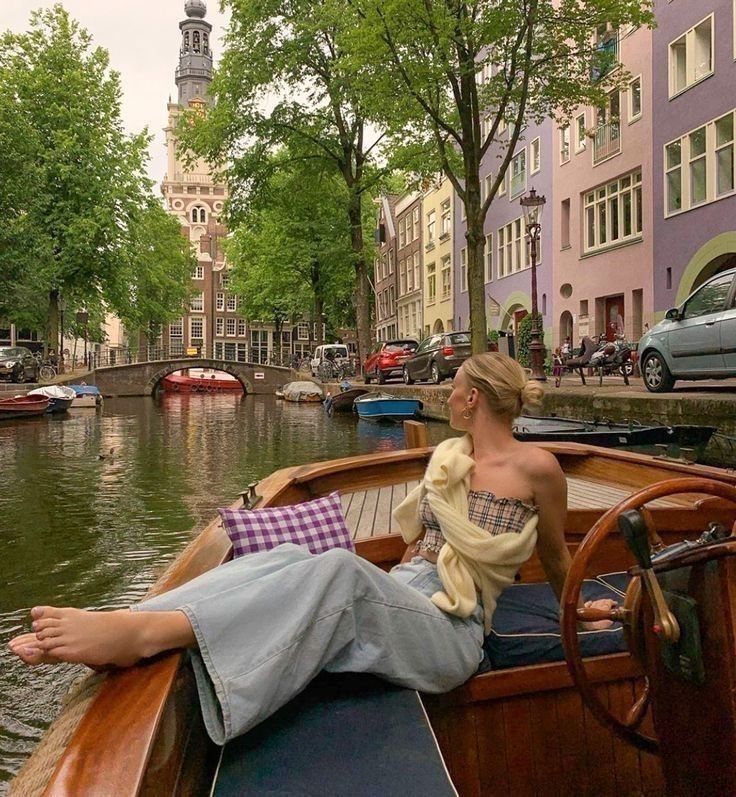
[519,188,547,381]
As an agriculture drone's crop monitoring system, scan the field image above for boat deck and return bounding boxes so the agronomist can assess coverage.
[341,476,689,540]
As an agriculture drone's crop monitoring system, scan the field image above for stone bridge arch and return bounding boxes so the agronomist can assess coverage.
[91,359,292,397]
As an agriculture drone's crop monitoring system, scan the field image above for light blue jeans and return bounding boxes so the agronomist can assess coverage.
[134,544,484,745]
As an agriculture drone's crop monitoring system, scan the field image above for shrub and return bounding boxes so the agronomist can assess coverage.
[516,313,544,368]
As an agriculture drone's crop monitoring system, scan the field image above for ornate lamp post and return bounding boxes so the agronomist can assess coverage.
[519,188,547,381]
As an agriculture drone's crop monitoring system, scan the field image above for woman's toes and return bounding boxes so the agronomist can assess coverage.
[35,626,63,641]
[38,636,63,652]
[32,617,60,633]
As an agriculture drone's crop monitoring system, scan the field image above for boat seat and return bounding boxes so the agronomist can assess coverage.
[212,672,457,796]
[484,575,628,670]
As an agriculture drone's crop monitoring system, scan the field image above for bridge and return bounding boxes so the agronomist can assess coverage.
[90,358,293,396]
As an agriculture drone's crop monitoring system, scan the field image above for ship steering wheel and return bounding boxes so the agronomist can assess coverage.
[560,477,736,754]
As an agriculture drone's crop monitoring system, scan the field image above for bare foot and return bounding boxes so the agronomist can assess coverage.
[8,606,195,668]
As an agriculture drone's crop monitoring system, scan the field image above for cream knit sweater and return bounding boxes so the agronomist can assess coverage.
[393,435,538,633]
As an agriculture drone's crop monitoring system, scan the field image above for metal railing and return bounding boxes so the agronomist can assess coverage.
[593,121,621,164]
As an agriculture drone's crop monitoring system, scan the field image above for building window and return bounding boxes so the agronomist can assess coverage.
[190,317,204,341]
[169,318,184,355]
[510,149,527,198]
[226,295,237,312]
[530,138,541,173]
[584,171,643,253]
[665,110,736,215]
[629,76,642,122]
[221,271,229,289]
[388,249,394,273]
[226,318,236,336]
[484,173,494,205]
[460,248,467,292]
[216,292,225,311]
[216,317,224,336]
[498,172,507,197]
[238,319,247,336]
[440,199,451,238]
[497,217,532,278]
[191,206,206,223]
[579,300,588,318]
[412,207,420,240]
[193,265,204,280]
[399,259,407,295]
[669,15,714,97]
[413,252,420,292]
[190,292,204,312]
[561,198,571,249]
[398,217,406,249]
[297,322,310,340]
[560,124,571,163]
[593,91,621,164]
[575,113,586,152]
[426,262,436,303]
[426,209,436,246]
[485,234,493,282]
[441,255,452,299]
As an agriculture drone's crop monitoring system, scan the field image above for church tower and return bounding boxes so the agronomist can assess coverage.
[175,0,214,106]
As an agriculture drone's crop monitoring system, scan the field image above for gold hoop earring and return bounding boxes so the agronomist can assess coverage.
[461,407,473,420]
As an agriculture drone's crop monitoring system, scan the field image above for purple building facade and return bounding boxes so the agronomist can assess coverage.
[652,0,736,314]
[454,120,554,341]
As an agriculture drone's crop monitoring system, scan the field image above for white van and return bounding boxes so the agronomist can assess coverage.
[310,344,349,376]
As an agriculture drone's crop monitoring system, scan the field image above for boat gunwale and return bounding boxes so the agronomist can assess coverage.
[28,442,736,796]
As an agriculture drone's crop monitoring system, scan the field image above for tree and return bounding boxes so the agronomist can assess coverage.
[345,0,653,352]
[0,6,185,352]
[225,157,357,350]
[178,0,396,363]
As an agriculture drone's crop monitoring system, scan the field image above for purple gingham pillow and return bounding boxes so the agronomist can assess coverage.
[219,491,354,557]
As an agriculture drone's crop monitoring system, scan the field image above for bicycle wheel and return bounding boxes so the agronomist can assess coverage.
[39,365,56,382]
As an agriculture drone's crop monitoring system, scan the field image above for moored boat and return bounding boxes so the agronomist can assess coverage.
[353,392,423,422]
[68,384,103,408]
[324,386,369,414]
[13,427,736,796]
[0,394,49,420]
[513,414,716,451]
[161,372,243,393]
[28,385,76,413]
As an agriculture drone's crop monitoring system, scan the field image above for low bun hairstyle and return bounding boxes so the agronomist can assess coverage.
[462,352,544,420]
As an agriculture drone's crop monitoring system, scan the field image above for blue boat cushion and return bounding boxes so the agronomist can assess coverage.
[213,673,456,796]
[484,574,630,670]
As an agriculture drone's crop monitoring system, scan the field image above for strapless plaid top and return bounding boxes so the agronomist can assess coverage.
[418,490,537,554]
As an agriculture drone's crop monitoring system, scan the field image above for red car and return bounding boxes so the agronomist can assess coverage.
[363,339,419,384]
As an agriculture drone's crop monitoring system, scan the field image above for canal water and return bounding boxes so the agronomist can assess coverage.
[0,393,453,789]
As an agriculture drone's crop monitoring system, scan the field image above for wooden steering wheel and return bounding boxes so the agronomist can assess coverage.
[560,477,736,754]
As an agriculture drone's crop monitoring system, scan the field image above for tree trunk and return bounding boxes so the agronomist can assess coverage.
[47,289,60,358]
[465,196,489,355]
[314,294,324,347]
[348,196,371,367]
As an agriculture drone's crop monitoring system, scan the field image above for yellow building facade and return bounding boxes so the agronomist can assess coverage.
[421,177,454,338]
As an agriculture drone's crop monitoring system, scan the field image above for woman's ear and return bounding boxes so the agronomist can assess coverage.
[467,387,479,408]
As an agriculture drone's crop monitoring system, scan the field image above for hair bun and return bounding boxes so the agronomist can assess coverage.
[521,380,544,409]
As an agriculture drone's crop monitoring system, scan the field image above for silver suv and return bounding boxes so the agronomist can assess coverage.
[639,267,736,392]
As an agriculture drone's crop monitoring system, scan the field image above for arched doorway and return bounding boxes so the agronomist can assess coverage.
[432,319,445,334]
[675,232,736,305]
[692,253,736,291]
[559,311,573,346]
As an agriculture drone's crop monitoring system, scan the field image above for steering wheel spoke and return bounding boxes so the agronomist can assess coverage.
[623,678,651,730]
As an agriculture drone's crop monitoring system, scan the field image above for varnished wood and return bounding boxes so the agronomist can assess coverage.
[34,444,736,796]
[403,419,429,449]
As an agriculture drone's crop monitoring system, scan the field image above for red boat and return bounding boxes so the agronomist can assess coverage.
[161,372,243,393]
[0,394,50,419]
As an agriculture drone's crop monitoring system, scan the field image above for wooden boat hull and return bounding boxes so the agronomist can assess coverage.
[162,373,243,393]
[0,394,49,419]
[324,387,369,413]
[13,439,736,796]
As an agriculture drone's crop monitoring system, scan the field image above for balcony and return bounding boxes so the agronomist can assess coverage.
[592,121,620,164]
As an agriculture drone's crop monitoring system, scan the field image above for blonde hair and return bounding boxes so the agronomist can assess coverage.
[462,352,543,420]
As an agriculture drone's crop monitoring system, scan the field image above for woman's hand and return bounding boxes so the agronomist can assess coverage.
[579,598,618,630]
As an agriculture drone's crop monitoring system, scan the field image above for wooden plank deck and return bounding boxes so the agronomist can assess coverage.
[342,476,690,539]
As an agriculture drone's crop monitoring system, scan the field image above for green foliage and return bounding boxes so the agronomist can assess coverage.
[516,313,544,368]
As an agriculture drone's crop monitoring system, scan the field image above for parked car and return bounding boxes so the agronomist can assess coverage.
[638,266,736,392]
[363,339,419,384]
[403,331,473,384]
[0,346,40,383]
[310,344,350,377]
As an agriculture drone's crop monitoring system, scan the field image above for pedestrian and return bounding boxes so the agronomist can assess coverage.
[552,348,564,388]
[561,337,572,360]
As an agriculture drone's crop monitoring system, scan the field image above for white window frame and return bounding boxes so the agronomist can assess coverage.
[226,317,237,337]
[193,265,204,280]
[426,209,436,246]
[426,261,436,304]
[668,14,714,99]
[664,110,736,216]
[216,317,224,336]
[497,216,533,279]
[574,113,587,153]
[485,234,493,283]
[509,148,527,198]
[498,172,507,197]
[530,138,541,174]
[628,76,642,123]
[190,292,204,312]
[297,322,310,340]
[216,292,224,311]
[226,295,237,312]
[560,124,571,164]
[169,318,184,340]
[440,199,451,238]
[412,207,420,240]
[189,317,204,341]
[441,255,452,299]
[237,318,247,337]
[583,171,643,253]
[460,247,468,292]
[221,272,229,289]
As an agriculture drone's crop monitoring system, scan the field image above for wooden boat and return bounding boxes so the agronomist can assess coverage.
[0,394,49,419]
[69,384,103,408]
[513,415,716,451]
[11,424,736,796]
[28,385,76,413]
[161,373,243,393]
[324,386,369,414]
[354,392,423,422]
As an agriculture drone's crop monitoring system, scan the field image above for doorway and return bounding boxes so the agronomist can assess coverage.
[604,295,624,341]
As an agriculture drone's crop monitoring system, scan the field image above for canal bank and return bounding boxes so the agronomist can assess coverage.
[324,378,736,464]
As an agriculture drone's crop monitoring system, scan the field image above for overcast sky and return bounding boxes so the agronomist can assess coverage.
[5,1,230,184]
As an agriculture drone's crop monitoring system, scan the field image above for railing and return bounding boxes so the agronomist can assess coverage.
[593,121,621,164]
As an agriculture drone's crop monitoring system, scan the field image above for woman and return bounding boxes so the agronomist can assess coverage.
[9,353,610,745]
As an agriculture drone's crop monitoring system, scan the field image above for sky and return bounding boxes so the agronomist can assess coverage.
[4,1,231,184]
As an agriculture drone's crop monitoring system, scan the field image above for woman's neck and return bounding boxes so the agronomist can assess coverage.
[466,413,517,460]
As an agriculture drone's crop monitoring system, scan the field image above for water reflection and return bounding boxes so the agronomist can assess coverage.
[0,394,452,789]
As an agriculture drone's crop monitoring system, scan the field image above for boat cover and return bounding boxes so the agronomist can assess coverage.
[28,385,76,400]
[212,673,457,796]
[69,384,101,396]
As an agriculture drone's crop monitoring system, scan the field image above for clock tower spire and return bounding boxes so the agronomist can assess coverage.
[175,0,213,107]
